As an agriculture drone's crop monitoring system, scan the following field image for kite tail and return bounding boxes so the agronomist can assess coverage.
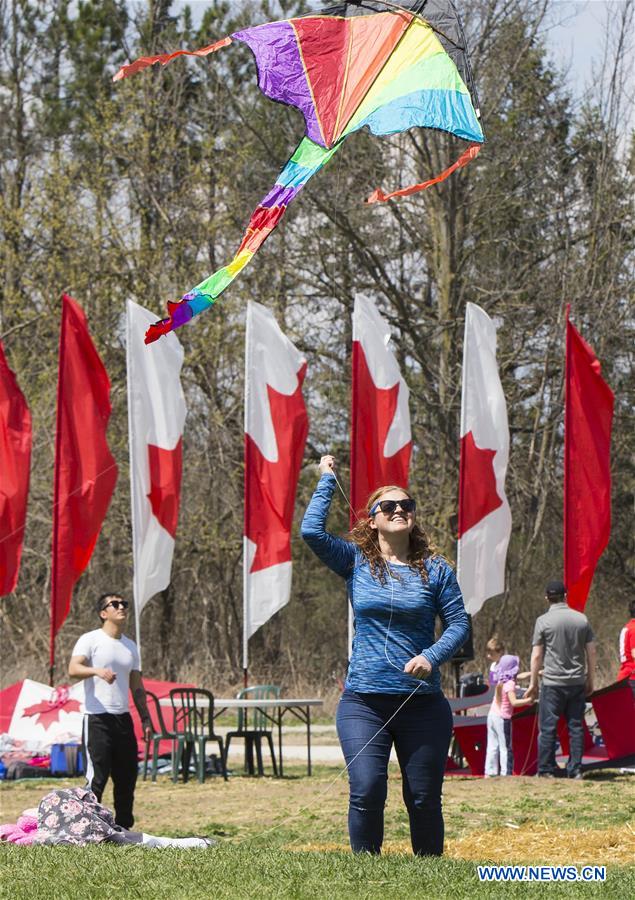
[112,37,232,82]
[145,138,341,344]
[366,142,481,204]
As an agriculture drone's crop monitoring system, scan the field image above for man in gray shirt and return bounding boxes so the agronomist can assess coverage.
[527,580,596,778]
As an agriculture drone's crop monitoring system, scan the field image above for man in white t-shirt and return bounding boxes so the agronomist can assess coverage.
[69,592,151,828]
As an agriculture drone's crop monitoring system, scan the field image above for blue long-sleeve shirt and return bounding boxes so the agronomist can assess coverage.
[301,474,469,694]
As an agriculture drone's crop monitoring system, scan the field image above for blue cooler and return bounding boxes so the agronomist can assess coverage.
[50,743,84,776]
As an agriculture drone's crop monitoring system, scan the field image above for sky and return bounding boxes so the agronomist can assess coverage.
[544,2,631,91]
[173,2,629,85]
[545,1,634,134]
[172,1,633,129]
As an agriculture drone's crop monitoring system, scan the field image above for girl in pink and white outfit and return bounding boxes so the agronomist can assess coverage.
[485,655,534,776]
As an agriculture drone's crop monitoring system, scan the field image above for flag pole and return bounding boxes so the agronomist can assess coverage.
[50,297,68,686]
[456,308,469,588]
[242,302,251,688]
[563,304,571,602]
[126,302,143,667]
[348,336,359,660]
[454,308,470,697]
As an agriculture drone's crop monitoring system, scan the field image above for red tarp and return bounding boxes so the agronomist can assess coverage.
[448,680,635,777]
[511,708,539,776]
[0,681,24,734]
[452,717,487,775]
[591,679,635,759]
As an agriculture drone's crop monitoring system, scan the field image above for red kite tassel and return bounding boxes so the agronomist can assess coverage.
[113,36,232,82]
[366,142,482,204]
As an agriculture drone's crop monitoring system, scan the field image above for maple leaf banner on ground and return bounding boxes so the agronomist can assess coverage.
[243,301,308,667]
[5,680,85,745]
[1,678,195,756]
[113,1,484,344]
[457,302,511,616]
[22,685,82,729]
[0,341,32,596]
[564,311,614,612]
[350,296,412,522]
[50,296,118,675]
[126,301,186,646]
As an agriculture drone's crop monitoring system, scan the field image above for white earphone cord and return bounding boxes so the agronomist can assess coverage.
[331,463,421,677]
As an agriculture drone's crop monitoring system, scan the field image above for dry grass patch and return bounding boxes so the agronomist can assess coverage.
[290,823,635,866]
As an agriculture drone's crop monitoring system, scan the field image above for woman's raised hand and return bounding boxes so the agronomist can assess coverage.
[319,454,336,475]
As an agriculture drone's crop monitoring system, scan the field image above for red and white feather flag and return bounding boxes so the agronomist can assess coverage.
[127,301,186,651]
[350,296,412,521]
[243,301,308,671]
[457,302,511,615]
[243,300,309,670]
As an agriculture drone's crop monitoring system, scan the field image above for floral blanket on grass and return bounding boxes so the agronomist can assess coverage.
[34,787,125,845]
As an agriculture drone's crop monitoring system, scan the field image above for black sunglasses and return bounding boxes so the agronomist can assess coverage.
[369,498,416,516]
[103,600,129,611]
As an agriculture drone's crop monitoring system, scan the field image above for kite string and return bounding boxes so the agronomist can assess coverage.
[233,678,423,849]
[0,461,119,550]
[331,467,359,523]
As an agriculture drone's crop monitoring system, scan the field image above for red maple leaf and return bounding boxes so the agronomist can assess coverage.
[458,430,503,537]
[22,688,82,729]
[350,342,411,516]
[245,365,308,573]
[147,439,183,539]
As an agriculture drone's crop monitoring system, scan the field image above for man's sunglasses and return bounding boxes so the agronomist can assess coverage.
[103,600,129,611]
[369,499,416,516]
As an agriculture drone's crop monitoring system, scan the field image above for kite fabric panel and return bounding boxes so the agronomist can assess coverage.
[115,1,484,343]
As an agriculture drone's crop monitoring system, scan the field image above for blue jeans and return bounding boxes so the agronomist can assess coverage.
[485,710,513,776]
[336,689,453,855]
[538,684,586,776]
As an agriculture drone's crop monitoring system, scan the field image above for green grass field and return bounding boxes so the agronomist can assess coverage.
[1,767,633,899]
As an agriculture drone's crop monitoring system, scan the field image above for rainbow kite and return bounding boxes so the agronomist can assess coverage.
[115,1,484,343]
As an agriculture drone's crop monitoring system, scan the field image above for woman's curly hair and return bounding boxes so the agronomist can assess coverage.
[348,485,438,583]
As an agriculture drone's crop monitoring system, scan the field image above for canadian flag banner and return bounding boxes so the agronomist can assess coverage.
[457,302,511,615]
[51,296,118,674]
[351,296,412,520]
[244,301,308,662]
[564,310,614,611]
[8,680,85,745]
[0,342,32,596]
[126,301,186,638]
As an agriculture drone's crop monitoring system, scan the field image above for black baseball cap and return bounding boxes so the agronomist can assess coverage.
[545,579,566,597]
